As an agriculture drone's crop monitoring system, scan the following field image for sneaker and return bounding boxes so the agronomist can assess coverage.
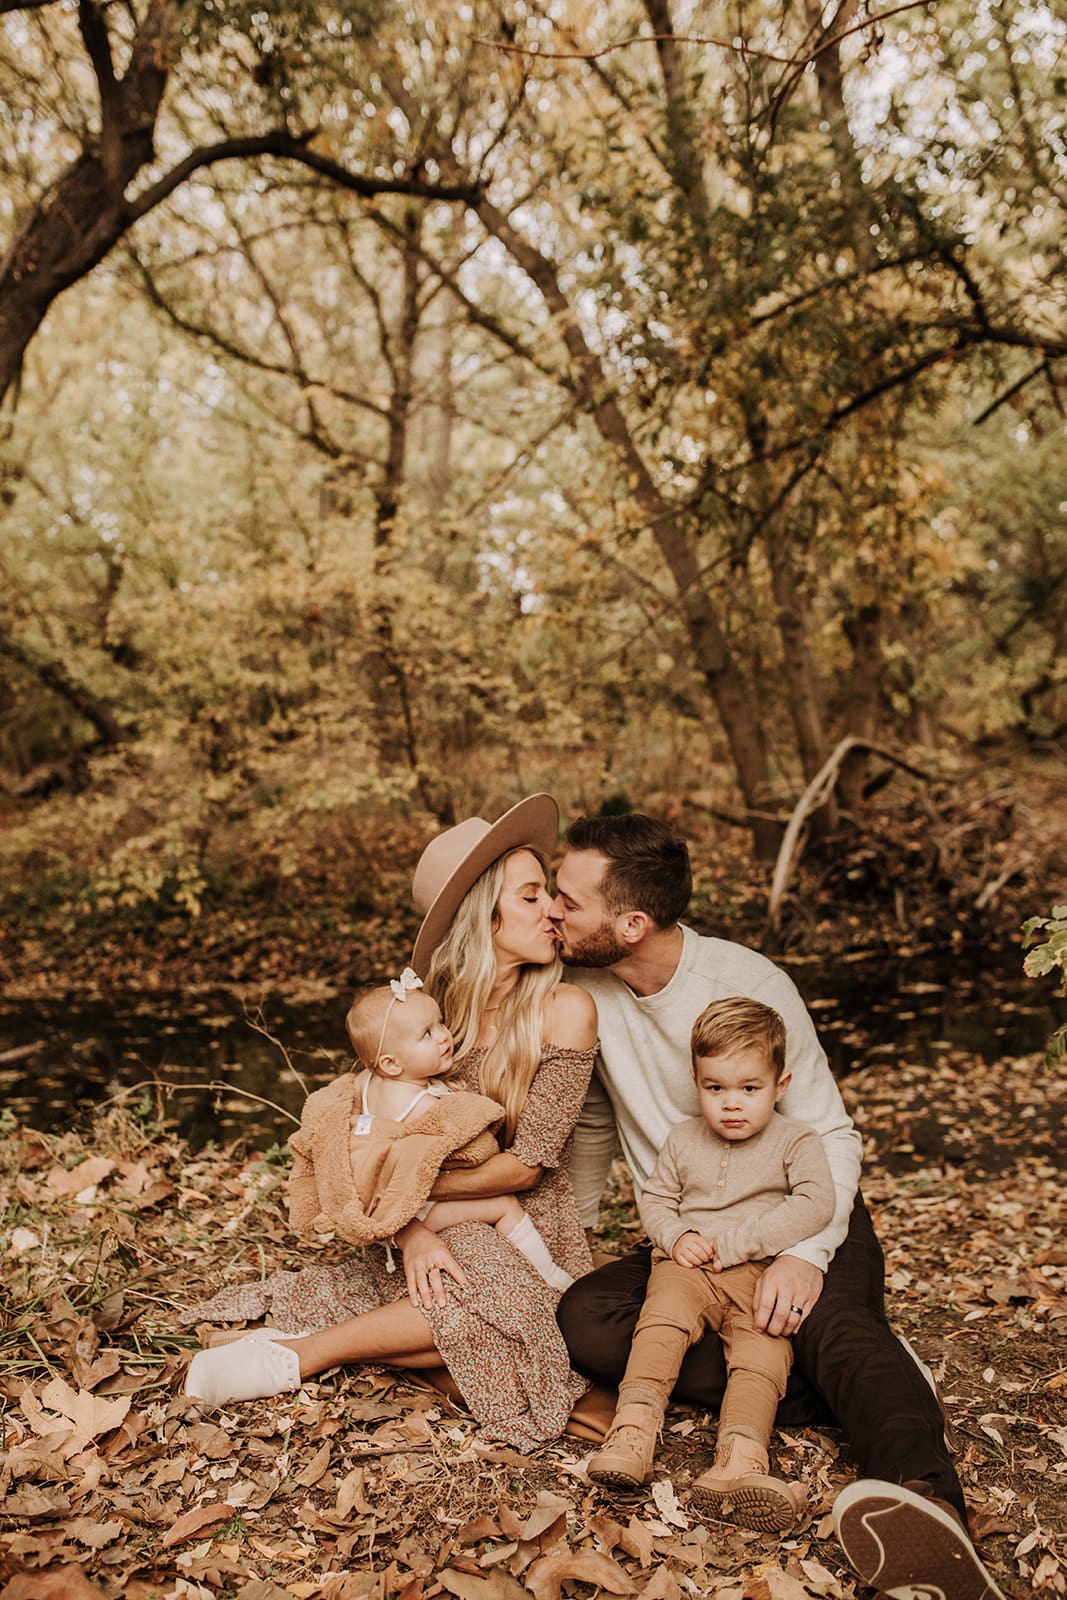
[833,1479,1006,1600]
[185,1328,302,1404]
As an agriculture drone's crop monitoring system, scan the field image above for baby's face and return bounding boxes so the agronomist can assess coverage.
[693,1045,787,1142]
[385,991,453,1082]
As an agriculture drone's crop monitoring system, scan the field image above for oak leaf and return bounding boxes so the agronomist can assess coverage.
[525,1550,638,1600]
[161,1500,237,1547]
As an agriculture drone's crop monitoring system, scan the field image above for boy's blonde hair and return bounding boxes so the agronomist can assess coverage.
[690,996,786,1079]
[345,985,393,1071]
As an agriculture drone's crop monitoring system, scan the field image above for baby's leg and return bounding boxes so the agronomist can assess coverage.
[423,1197,572,1292]
[422,1196,522,1232]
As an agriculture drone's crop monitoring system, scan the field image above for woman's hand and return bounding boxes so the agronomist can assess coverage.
[396,1220,469,1310]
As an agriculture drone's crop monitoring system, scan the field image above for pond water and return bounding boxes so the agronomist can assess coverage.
[1,944,1060,1151]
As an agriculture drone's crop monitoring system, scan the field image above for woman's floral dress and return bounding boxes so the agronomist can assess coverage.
[182,1043,596,1451]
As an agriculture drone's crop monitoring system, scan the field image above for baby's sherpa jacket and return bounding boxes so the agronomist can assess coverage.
[288,1072,504,1247]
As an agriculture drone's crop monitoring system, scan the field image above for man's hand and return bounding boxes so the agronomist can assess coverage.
[396,1221,469,1310]
[753,1254,824,1335]
[671,1231,717,1268]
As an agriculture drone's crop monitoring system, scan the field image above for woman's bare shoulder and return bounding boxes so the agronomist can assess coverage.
[545,981,598,1049]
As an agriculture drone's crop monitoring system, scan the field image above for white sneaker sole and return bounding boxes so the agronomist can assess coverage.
[833,1479,1006,1600]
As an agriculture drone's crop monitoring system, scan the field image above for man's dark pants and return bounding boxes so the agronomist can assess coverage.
[558,1195,965,1519]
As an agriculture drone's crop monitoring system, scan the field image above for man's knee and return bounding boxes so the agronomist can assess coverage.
[557,1251,651,1380]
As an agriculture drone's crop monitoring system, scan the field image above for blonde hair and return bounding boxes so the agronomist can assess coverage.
[426,847,560,1141]
[690,996,787,1079]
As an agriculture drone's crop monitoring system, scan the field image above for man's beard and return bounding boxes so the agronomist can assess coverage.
[558,921,628,968]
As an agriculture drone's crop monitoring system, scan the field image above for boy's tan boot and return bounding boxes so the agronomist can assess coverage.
[587,1402,662,1488]
[691,1433,807,1533]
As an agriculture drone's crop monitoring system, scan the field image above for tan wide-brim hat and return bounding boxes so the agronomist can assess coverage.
[410,793,560,977]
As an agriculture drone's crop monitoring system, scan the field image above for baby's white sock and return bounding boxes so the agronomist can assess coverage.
[503,1211,574,1294]
[185,1328,301,1404]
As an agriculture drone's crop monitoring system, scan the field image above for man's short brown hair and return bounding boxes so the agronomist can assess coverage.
[690,996,787,1079]
[562,813,691,929]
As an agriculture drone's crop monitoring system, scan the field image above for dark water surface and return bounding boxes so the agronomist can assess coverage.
[1,944,1061,1151]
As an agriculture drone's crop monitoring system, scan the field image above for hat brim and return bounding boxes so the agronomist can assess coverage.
[410,793,560,977]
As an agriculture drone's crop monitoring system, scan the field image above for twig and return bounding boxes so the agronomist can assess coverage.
[98,1079,302,1127]
[241,1008,313,1100]
[764,737,940,934]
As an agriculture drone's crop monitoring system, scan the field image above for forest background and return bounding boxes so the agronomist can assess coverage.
[1,0,1065,995]
[1,8,1067,1599]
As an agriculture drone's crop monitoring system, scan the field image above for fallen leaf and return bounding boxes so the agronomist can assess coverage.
[439,1569,527,1600]
[518,1493,572,1542]
[650,1478,689,1529]
[161,1501,237,1548]
[295,1439,331,1486]
[45,1157,115,1197]
[0,1567,109,1599]
[525,1549,638,1600]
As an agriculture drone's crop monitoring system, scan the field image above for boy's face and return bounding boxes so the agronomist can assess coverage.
[693,1045,790,1142]
[381,992,453,1082]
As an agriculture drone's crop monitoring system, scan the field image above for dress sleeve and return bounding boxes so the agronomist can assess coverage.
[505,1045,597,1170]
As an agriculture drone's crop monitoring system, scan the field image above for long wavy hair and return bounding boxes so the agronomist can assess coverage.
[426,847,561,1142]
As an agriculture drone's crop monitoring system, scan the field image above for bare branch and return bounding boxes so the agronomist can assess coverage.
[78,0,123,188]
[126,133,481,225]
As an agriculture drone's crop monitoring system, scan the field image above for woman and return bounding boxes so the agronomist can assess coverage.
[183,794,599,1450]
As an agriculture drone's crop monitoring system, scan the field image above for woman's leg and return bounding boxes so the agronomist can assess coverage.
[281,1298,439,1377]
[186,1296,442,1402]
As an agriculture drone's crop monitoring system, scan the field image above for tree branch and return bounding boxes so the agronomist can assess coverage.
[78,0,123,189]
[126,133,481,225]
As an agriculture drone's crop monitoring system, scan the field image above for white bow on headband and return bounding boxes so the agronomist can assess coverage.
[389,967,423,1002]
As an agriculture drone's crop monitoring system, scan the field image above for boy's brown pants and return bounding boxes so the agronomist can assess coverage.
[618,1255,791,1446]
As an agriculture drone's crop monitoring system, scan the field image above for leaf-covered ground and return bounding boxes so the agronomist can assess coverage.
[2,1047,1065,1600]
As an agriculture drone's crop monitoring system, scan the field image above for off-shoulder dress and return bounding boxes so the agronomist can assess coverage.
[182,1042,596,1451]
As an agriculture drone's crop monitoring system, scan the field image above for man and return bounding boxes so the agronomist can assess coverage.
[552,813,1005,1600]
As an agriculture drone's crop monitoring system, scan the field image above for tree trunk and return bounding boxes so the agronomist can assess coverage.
[0,627,127,748]
[768,536,836,832]
[475,196,781,859]
[0,0,176,403]
[838,604,882,811]
[364,205,449,818]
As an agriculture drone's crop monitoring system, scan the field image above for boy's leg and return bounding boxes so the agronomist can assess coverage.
[619,1259,721,1410]
[589,1259,718,1489]
[792,1195,965,1518]
[558,1247,732,1403]
[689,1271,804,1533]
[714,1269,792,1446]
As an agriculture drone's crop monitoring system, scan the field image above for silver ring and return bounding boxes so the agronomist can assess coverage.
[790,1304,804,1315]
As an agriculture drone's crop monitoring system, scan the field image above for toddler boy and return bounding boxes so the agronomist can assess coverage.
[588,996,836,1531]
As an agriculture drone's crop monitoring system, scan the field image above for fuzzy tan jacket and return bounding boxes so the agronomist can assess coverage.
[288,1073,505,1247]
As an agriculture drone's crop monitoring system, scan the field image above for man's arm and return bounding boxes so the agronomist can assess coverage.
[567,1066,620,1229]
[765,969,863,1271]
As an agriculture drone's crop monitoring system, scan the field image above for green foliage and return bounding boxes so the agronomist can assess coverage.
[1022,906,1067,1068]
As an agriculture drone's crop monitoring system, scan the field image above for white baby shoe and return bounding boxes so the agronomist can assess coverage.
[185,1328,301,1404]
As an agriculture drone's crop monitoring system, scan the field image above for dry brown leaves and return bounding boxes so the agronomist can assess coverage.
[1,1053,1065,1599]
